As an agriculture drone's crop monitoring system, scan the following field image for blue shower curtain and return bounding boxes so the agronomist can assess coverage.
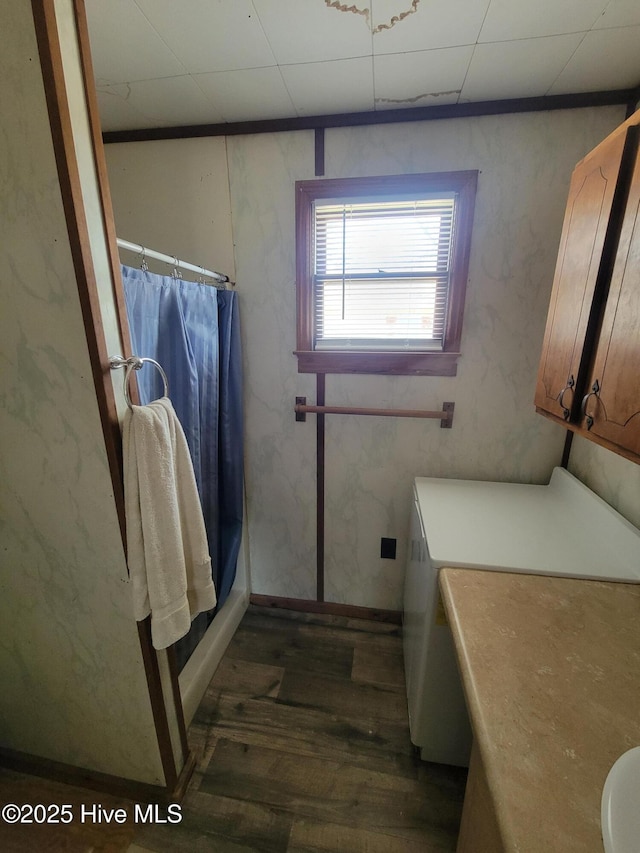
[121,265,243,670]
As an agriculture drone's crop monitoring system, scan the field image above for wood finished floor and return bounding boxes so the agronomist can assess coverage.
[0,606,467,852]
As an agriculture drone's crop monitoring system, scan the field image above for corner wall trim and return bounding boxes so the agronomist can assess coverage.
[30,0,187,797]
[103,89,635,144]
[316,375,325,602]
[314,127,325,176]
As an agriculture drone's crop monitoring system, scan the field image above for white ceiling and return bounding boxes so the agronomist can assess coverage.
[85,0,640,132]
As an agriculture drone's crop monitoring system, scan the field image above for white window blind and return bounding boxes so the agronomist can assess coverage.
[313,195,456,351]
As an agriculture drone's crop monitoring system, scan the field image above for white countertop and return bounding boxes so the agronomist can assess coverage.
[415,467,640,582]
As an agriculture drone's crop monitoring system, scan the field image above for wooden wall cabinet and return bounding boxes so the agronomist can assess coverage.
[535,111,640,463]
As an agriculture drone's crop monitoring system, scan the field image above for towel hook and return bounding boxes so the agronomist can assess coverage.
[109,355,169,409]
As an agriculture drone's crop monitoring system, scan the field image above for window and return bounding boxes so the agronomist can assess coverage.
[295,172,477,375]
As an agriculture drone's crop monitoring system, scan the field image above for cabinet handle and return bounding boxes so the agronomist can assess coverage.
[557,375,575,421]
[580,379,600,430]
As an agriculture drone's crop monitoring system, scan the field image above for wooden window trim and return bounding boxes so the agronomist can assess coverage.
[295,171,478,376]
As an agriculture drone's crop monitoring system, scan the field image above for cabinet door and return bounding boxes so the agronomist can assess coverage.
[581,144,640,456]
[535,129,634,421]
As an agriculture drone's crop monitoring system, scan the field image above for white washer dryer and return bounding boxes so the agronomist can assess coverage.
[403,467,640,767]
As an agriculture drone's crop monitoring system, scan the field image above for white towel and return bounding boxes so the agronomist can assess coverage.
[123,396,217,649]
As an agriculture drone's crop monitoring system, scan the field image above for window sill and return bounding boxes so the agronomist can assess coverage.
[294,350,460,376]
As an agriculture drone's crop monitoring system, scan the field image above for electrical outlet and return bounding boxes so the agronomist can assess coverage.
[380,537,397,559]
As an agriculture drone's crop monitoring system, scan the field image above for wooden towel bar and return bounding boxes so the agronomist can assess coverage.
[295,398,454,428]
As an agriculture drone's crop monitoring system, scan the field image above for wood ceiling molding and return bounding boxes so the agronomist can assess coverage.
[103,89,637,144]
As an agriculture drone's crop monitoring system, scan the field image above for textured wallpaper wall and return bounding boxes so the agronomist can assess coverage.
[107,105,632,611]
[0,0,163,783]
[228,107,626,608]
[568,437,640,529]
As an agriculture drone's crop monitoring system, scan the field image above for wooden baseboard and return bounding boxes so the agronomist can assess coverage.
[249,594,402,624]
[0,746,196,805]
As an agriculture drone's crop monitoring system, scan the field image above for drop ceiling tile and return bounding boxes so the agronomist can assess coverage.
[479,0,607,42]
[133,0,276,73]
[374,46,474,109]
[460,33,585,102]
[280,57,374,116]
[96,88,162,132]
[548,26,640,93]
[98,76,226,130]
[195,67,297,122]
[251,0,372,65]
[85,0,185,84]
[592,0,640,29]
[372,0,490,53]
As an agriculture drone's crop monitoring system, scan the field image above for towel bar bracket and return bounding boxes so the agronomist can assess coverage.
[109,354,169,409]
[109,355,143,371]
[295,396,308,422]
[441,401,455,429]
[294,397,455,427]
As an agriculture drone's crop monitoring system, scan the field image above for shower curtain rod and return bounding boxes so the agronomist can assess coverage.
[116,238,230,284]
